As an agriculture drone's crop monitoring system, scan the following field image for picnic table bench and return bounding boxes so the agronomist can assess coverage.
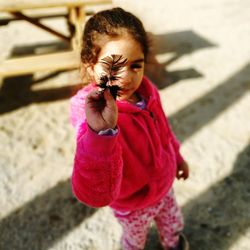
[0,0,112,77]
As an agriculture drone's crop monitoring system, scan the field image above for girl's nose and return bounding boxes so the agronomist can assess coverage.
[120,68,133,82]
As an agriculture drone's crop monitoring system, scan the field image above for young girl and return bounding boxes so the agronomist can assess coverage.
[70,7,189,250]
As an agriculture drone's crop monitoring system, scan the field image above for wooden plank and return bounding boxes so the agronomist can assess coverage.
[0,0,112,12]
[0,13,68,26]
[0,51,80,77]
[0,10,95,26]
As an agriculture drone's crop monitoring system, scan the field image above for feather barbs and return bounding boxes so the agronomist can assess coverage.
[97,54,128,99]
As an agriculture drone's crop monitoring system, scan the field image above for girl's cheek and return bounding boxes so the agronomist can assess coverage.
[118,69,129,79]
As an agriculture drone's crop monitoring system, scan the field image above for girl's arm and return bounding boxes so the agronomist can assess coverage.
[165,120,189,180]
[72,124,123,207]
[166,117,189,180]
[153,86,189,179]
[152,85,185,166]
[168,127,184,166]
[70,87,123,207]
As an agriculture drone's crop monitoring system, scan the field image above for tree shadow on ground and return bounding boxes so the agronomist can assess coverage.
[0,180,97,250]
[145,143,250,250]
[169,62,250,142]
[183,143,250,250]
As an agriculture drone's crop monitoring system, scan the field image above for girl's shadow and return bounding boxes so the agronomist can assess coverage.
[145,30,216,89]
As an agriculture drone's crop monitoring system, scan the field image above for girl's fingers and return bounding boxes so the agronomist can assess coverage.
[87,89,99,99]
[86,90,105,110]
[85,88,118,132]
[177,170,184,179]
[103,88,113,100]
[176,163,189,180]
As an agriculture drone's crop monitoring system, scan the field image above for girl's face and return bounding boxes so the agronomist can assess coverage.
[93,34,145,102]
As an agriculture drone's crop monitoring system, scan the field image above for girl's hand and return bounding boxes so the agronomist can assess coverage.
[85,88,118,132]
[176,160,189,180]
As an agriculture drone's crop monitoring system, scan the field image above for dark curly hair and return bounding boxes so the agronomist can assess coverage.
[81,7,149,65]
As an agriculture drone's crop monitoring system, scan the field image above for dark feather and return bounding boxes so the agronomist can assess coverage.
[98,54,127,99]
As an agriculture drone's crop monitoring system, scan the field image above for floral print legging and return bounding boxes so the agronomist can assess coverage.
[113,189,184,250]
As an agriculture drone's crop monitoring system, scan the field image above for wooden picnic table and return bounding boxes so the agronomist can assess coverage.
[0,0,112,77]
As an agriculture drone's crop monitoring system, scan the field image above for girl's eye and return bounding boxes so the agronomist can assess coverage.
[131,64,143,69]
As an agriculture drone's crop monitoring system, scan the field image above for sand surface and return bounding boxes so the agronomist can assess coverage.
[0,0,250,249]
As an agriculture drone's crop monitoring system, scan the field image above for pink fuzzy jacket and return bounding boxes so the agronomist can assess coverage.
[70,76,184,211]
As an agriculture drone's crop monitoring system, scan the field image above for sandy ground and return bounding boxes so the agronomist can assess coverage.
[0,0,250,249]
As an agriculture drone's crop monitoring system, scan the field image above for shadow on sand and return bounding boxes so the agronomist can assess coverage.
[169,62,250,142]
[145,30,216,89]
[0,41,82,115]
[145,143,250,250]
[183,143,250,250]
[0,180,96,250]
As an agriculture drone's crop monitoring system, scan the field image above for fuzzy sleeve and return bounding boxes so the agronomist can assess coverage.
[70,85,91,133]
[70,86,123,207]
[167,125,184,166]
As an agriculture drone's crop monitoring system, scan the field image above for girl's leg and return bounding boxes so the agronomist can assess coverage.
[154,190,184,250]
[113,208,154,250]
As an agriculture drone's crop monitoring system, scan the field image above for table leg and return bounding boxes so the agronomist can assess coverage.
[68,6,85,51]
[10,11,71,42]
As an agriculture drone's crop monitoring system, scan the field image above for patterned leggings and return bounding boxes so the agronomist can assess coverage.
[113,189,184,250]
